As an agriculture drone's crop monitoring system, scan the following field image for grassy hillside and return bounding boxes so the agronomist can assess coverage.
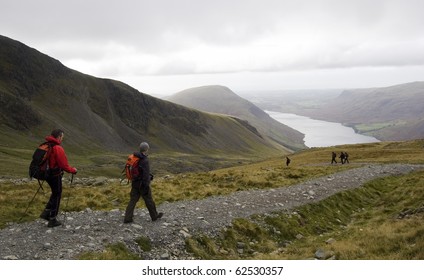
[166,85,306,151]
[240,89,343,113]
[0,35,289,177]
[1,140,423,260]
[187,168,424,260]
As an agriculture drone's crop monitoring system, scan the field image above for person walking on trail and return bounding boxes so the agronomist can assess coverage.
[286,156,291,167]
[339,152,346,164]
[39,129,77,227]
[331,152,337,164]
[344,152,350,164]
[124,142,163,223]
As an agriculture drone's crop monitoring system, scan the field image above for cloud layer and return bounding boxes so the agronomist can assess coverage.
[2,0,424,95]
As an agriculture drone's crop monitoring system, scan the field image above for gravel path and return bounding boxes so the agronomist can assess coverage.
[1,163,422,260]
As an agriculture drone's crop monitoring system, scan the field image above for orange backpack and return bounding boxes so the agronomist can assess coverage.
[122,154,141,182]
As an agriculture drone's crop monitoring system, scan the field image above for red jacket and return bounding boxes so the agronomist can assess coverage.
[45,136,77,174]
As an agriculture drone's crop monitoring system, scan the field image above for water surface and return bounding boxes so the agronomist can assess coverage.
[267,111,379,147]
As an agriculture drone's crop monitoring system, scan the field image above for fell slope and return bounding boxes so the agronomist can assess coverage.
[301,82,424,141]
[167,85,306,151]
[0,35,286,176]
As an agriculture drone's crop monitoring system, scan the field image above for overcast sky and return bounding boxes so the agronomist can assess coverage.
[1,0,424,97]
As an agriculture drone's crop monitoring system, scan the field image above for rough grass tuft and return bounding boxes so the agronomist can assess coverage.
[78,243,141,260]
[1,140,424,259]
[186,169,424,259]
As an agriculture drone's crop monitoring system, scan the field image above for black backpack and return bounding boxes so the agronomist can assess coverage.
[29,142,55,180]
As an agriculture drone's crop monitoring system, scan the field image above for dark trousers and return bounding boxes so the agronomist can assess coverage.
[45,175,63,218]
[125,181,158,221]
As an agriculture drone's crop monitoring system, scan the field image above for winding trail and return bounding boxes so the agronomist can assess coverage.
[1,164,422,260]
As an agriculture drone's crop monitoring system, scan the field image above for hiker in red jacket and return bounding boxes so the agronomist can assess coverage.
[39,129,77,227]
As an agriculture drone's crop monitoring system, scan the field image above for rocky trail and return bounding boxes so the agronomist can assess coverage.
[1,164,422,260]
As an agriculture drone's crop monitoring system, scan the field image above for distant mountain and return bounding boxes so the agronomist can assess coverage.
[0,35,290,176]
[239,89,343,113]
[300,82,424,141]
[166,85,306,151]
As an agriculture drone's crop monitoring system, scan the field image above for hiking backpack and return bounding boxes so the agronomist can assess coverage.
[122,154,141,182]
[29,142,55,180]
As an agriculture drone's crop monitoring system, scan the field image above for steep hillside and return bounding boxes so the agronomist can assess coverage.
[298,82,424,141]
[166,85,306,151]
[0,35,287,176]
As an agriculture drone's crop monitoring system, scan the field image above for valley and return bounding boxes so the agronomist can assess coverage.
[1,34,424,261]
[243,83,424,141]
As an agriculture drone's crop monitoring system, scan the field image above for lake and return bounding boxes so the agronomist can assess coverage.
[266,111,380,148]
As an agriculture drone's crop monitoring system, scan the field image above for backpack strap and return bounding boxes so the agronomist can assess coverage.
[45,142,61,175]
[120,152,139,184]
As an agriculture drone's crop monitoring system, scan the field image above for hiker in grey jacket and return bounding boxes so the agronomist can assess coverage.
[124,142,163,223]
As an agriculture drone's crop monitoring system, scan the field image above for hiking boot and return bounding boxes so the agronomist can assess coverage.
[39,209,50,221]
[123,219,133,224]
[152,212,163,221]
[47,217,62,228]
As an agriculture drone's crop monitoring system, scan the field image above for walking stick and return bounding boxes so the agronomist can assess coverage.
[62,173,74,227]
[20,179,44,222]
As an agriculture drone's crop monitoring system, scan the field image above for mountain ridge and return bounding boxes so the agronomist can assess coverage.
[244,82,424,142]
[166,85,306,151]
[0,35,291,176]
[300,81,424,141]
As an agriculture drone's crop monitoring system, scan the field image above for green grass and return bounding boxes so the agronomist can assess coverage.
[76,236,152,260]
[78,243,141,260]
[354,122,393,133]
[1,140,423,229]
[354,120,407,134]
[186,170,424,260]
[0,164,348,228]
[1,139,424,259]
[136,236,153,252]
[0,145,275,179]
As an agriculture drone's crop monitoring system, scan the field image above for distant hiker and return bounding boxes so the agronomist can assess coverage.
[331,152,337,164]
[339,152,346,164]
[286,156,291,167]
[344,152,350,164]
[39,129,77,227]
[124,142,163,223]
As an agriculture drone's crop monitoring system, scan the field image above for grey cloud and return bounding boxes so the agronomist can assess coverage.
[1,0,424,83]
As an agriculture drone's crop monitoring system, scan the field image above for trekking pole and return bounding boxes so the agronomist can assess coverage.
[62,173,74,227]
[20,179,44,222]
